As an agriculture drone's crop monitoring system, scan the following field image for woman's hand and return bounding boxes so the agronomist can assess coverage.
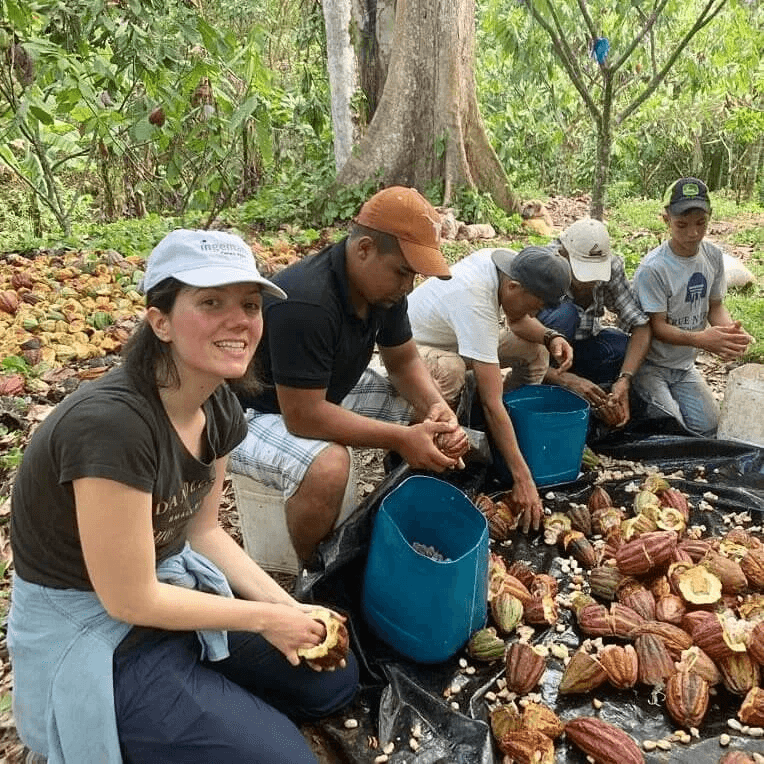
[260,603,329,666]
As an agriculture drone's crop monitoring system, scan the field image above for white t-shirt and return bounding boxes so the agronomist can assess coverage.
[633,239,726,370]
[407,249,504,364]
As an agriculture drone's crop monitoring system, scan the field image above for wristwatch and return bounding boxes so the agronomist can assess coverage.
[616,371,634,383]
[543,328,565,350]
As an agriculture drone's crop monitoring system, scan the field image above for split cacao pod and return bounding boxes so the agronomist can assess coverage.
[738,686,764,727]
[558,650,607,695]
[665,668,709,729]
[634,633,675,687]
[599,644,638,689]
[505,642,546,695]
[296,608,349,671]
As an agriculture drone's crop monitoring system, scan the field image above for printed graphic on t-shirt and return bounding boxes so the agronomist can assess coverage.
[685,272,707,305]
[153,478,213,544]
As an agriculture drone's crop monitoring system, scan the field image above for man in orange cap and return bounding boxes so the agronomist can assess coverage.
[231,187,467,566]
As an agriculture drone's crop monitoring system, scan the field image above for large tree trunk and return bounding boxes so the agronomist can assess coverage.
[335,0,518,213]
[322,0,358,170]
[350,0,395,121]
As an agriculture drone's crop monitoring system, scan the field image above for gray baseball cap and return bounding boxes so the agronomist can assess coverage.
[140,229,287,299]
[491,246,571,307]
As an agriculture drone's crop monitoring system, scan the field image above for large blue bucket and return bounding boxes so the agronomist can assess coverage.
[361,475,489,664]
[493,384,590,487]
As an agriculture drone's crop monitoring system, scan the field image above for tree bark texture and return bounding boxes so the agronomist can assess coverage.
[323,0,358,170]
[336,0,518,212]
[350,0,396,119]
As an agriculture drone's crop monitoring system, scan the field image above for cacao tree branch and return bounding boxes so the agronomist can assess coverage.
[610,0,669,74]
[526,0,601,122]
[575,0,598,41]
[616,0,728,126]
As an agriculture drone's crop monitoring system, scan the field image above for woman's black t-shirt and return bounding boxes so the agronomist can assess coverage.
[10,365,246,590]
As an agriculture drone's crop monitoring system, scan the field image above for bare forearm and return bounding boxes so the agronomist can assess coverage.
[285,399,408,452]
[707,301,733,327]
[386,360,448,421]
[188,526,297,606]
[621,324,651,374]
[107,576,292,634]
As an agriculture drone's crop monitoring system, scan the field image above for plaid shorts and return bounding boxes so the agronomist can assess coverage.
[229,369,413,498]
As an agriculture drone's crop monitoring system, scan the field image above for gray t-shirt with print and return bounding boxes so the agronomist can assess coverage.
[632,239,726,370]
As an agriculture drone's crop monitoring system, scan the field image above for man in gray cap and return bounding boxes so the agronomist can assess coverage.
[407,245,573,532]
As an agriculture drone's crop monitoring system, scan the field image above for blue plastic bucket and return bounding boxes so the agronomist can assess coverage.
[361,475,489,664]
[493,384,590,487]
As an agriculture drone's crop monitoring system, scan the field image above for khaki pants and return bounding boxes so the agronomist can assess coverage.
[417,329,550,408]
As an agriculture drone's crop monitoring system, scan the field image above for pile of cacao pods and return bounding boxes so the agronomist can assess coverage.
[467,469,764,762]
[560,474,764,734]
[0,250,145,393]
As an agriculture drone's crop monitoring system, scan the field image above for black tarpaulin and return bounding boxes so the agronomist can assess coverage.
[297,434,764,763]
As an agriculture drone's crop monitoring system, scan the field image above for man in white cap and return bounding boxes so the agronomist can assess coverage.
[540,217,651,428]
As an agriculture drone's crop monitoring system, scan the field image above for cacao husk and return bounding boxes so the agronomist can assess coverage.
[564,717,644,764]
[665,668,709,729]
[738,686,764,727]
[717,652,759,695]
[635,633,675,687]
[616,531,678,576]
[505,642,546,695]
[599,644,638,689]
[296,608,349,671]
[558,650,607,695]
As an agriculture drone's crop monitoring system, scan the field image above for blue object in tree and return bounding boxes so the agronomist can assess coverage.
[592,37,610,65]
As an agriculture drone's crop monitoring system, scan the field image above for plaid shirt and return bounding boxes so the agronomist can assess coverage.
[560,253,649,340]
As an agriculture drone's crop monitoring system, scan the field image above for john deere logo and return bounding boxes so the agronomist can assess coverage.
[682,183,700,198]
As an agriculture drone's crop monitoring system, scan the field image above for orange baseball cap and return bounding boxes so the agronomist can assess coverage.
[354,186,451,279]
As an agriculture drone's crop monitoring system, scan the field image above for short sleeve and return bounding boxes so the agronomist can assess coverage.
[376,298,413,348]
[265,300,337,389]
[53,398,157,492]
[633,264,669,315]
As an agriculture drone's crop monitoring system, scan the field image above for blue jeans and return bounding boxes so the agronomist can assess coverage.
[538,302,628,385]
[632,360,719,437]
[114,628,359,763]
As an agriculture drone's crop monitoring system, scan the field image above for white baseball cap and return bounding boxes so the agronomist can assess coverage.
[559,218,612,282]
[140,229,287,299]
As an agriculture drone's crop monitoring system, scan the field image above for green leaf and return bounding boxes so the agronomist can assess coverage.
[29,105,54,125]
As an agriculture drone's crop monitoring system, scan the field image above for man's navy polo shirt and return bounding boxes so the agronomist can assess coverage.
[237,237,412,413]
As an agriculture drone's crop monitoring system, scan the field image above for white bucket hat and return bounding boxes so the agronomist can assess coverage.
[140,229,287,299]
[559,218,612,282]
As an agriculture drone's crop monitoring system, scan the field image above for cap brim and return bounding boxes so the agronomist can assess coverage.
[668,199,711,215]
[569,257,611,283]
[398,241,451,279]
[174,266,288,299]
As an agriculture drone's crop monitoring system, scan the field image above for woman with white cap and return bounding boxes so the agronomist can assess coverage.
[8,230,358,763]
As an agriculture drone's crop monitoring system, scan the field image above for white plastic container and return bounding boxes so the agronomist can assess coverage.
[718,363,764,447]
[230,448,358,574]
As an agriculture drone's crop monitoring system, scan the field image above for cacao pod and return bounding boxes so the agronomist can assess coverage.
[558,650,607,695]
[564,717,644,764]
[505,642,546,695]
[296,608,349,671]
[665,668,709,729]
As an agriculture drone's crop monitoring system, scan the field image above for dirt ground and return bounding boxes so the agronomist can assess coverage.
[0,198,760,763]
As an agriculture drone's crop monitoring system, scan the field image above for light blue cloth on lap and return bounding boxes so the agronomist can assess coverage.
[8,543,233,764]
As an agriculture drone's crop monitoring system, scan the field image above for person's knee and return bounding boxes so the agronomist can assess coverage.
[293,652,359,721]
[422,350,466,407]
[538,301,578,339]
[303,444,351,498]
